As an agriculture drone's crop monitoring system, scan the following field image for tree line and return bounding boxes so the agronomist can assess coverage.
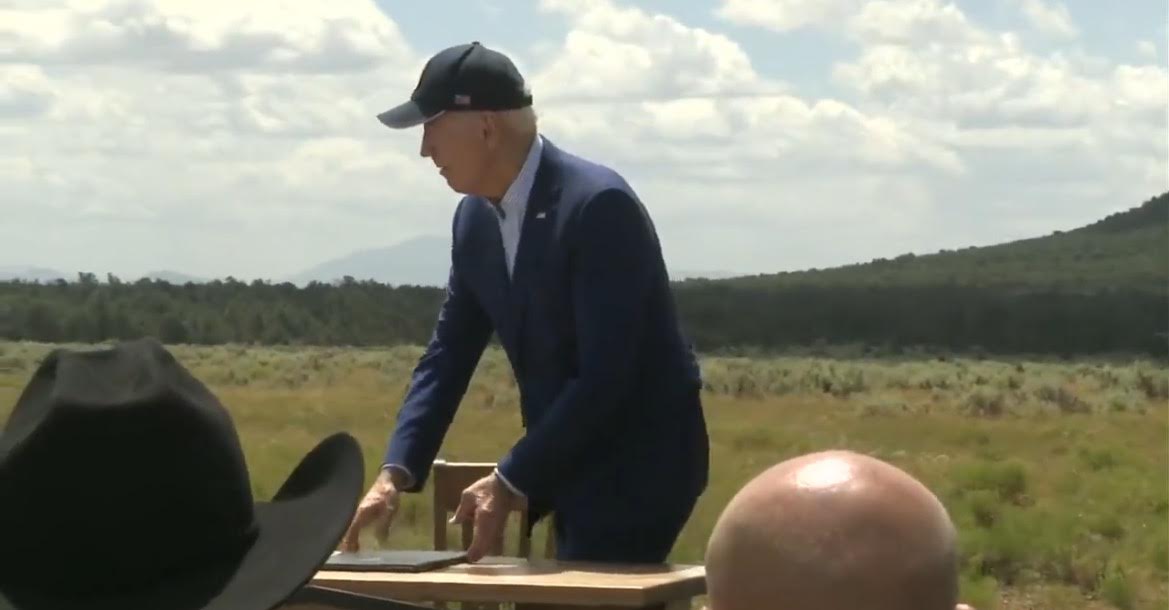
[1,273,1164,358]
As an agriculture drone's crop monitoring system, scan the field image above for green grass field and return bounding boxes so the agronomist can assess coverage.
[1,341,1165,610]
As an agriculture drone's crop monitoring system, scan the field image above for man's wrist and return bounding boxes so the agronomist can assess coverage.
[380,464,413,490]
[493,467,525,499]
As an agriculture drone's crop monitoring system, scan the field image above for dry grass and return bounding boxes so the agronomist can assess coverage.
[0,341,1165,610]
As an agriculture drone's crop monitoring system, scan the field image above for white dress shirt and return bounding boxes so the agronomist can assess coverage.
[493,133,543,277]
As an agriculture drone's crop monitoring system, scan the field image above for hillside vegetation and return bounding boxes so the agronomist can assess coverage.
[671,193,1168,357]
[1,342,1164,610]
[710,192,1167,291]
[0,193,1165,357]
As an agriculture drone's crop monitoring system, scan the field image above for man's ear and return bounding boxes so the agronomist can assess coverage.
[479,111,499,147]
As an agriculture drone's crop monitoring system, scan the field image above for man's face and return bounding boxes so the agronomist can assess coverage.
[420,111,493,195]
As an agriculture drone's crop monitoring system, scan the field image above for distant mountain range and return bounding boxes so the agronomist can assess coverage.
[7,192,1163,289]
[283,235,453,287]
[0,266,209,285]
[0,235,740,287]
[282,235,738,285]
[0,266,66,283]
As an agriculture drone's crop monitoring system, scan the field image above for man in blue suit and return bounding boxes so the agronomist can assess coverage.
[340,41,709,566]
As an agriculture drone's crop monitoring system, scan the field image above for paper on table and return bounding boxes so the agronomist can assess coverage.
[325,549,469,573]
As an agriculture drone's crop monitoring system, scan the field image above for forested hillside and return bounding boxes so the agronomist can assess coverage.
[0,193,1165,357]
[704,192,1167,291]
[671,193,1168,356]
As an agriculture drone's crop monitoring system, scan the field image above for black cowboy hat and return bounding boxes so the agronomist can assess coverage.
[0,337,365,610]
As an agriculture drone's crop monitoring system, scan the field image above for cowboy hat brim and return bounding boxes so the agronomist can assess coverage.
[0,431,365,610]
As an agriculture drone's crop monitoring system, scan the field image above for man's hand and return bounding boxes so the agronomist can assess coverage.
[338,469,403,552]
[451,472,521,562]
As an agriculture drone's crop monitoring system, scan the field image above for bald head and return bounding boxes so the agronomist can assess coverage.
[704,450,961,610]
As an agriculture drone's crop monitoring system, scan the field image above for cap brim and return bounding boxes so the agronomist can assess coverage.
[376,100,441,129]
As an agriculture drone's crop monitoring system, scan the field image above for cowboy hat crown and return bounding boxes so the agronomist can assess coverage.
[0,337,365,610]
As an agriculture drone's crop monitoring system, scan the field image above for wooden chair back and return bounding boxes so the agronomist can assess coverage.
[430,459,556,559]
[430,460,557,610]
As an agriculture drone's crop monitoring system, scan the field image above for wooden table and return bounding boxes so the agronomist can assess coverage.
[310,556,706,609]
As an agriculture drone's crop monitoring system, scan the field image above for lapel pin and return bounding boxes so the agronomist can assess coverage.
[536,211,546,219]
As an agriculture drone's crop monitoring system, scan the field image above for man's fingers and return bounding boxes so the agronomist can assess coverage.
[339,519,362,552]
[374,508,393,544]
[450,490,476,524]
[339,499,384,552]
[465,510,489,562]
[466,504,503,562]
[339,511,369,552]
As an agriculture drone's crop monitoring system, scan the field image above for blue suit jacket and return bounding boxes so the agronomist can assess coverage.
[383,138,709,543]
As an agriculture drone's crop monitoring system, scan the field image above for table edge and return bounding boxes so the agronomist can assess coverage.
[311,563,707,606]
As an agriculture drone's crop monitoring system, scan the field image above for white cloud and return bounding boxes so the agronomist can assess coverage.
[717,0,1164,244]
[530,0,957,172]
[0,0,434,279]
[0,0,956,279]
[513,0,980,275]
[640,169,943,274]
[844,0,985,45]
[713,0,1074,43]
[0,0,413,73]
[714,0,862,32]
[536,0,784,102]
[0,65,55,117]
[718,0,1134,140]
[1013,0,1078,39]
[1113,64,1169,116]
[0,0,1163,282]
[1136,40,1157,59]
[832,40,1123,129]
[826,0,1163,147]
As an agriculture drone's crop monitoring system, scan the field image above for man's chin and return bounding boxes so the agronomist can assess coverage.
[443,177,474,196]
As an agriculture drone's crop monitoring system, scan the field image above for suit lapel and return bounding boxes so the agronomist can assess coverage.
[467,198,511,342]
[503,141,563,363]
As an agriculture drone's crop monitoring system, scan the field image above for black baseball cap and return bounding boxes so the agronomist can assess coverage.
[377,41,533,129]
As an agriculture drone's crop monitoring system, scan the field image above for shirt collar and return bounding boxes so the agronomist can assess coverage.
[495,133,543,220]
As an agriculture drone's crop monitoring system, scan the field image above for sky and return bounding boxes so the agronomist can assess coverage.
[1,0,1165,281]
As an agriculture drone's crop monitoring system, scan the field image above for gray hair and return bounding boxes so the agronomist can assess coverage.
[494,105,538,139]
